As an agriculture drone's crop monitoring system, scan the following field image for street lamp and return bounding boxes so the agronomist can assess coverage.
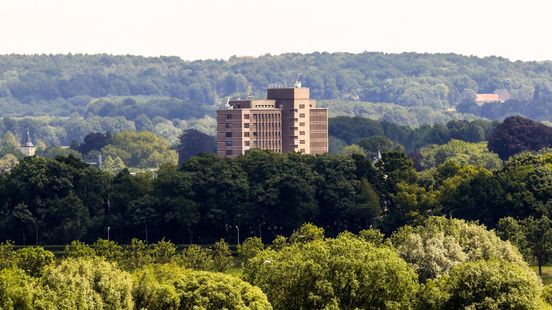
[235,225,240,245]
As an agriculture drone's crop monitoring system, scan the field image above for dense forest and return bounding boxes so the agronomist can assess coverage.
[4,52,552,124]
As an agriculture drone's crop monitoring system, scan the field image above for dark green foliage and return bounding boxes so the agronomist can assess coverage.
[488,115,552,159]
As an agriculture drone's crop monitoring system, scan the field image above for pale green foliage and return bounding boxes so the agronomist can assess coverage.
[243,234,418,310]
[212,239,233,272]
[149,239,176,264]
[392,217,526,281]
[122,239,152,271]
[38,258,134,309]
[102,155,126,175]
[341,144,366,156]
[0,154,18,175]
[418,140,502,170]
[238,237,264,266]
[102,131,178,168]
[64,240,96,258]
[93,239,124,263]
[289,223,325,244]
[542,284,552,305]
[133,264,272,310]
[418,260,541,309]
[181,245,213,271]
[270,236,287,251]
[0,268,38,310]
[15,247,55,278]
[358,228,385,245]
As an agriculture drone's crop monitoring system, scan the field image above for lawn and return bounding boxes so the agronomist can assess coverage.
[532,265,552,285]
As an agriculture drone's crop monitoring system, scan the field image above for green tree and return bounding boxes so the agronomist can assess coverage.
[212,239,233,272]
[418,260,541,309]
[238,237,265,267]
[149,238,176,264]
[181,245,213,271]
[0,268,39,310]
[132,264,272,310]
[391,217,525,281]
[38,258,134,309]
[522,216,552,276]
[15,246,55,277]
[64,240,96,258]
[243,233,418,309]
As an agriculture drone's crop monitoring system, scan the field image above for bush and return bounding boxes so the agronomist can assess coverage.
[38,258,134,309]
[542,284,552,305]
[418,260,542,309]
[93,238,123,263]
[133,264,272,310]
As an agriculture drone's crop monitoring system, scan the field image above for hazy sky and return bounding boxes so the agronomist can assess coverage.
[2,0,552,61]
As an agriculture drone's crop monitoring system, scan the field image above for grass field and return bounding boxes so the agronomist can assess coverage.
[532,265,552,285]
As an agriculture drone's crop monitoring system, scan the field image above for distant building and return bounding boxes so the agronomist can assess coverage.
[216,86,328,158]
[20,131,36,156]
[475,89,511,105]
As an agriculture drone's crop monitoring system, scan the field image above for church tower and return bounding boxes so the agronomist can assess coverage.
[20,131,36,157]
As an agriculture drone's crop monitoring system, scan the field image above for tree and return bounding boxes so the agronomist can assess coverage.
[522,216,552,276]
[418,260,541,309]
[391,217,525,281]
[0,268,38,310]
[15,246,55,277]
[38,258,134,309]
[488,116,552,160]
[212,239,233,272]
[417,139,502,170]
[149,238,176,264]
[64,240,96,258]
[177,129,216,164]
[237,237,264,267]
[132,264,271,310]
[243,233,418,309]
[181,245,213,271]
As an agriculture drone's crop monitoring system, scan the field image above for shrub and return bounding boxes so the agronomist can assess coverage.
[64,240,96,258]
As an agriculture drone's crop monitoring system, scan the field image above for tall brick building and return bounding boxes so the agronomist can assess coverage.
[216,87,328,158]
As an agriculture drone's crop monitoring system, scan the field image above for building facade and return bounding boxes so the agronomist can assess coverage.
[217,87,328,158]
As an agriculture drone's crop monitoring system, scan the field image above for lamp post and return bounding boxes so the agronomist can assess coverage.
[107,226,111,241]
[235,225,240,245]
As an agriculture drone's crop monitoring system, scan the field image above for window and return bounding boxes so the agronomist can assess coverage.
[293,109,298,112]
[299,113,305,118]
[225,150,232,156]
[300,149,305,153]
[299,131,305,135]
[300,140,305,144]
[244,114,250,119]
[225,123,232,129]
[244,132,250,137]
[299,104,305,109]
[253,132,257,136]
[244,123,250,128]
[225,141,233,146]
[225,132,232,138]
[299,122,305,126]
[226,114,232,120]
[245,141,250,146]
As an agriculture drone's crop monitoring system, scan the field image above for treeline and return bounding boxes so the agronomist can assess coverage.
[4,53,552,121]
[1,219,551,309]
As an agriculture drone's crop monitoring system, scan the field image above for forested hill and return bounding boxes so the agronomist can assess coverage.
[2,52,552,121]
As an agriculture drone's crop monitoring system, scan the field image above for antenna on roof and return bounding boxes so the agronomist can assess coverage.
[294,73,302,88]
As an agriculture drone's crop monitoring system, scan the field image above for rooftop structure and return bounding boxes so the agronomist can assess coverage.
[216,87,328,158]
[20,131,36,157]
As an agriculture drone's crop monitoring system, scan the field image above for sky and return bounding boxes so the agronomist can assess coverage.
[1,0,552,61]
